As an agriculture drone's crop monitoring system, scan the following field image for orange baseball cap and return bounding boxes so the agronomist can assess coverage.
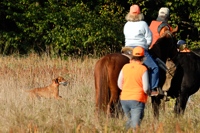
[130,4,141,15]
[132,46,145,57]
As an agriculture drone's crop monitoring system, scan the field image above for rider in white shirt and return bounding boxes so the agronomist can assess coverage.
[123,4,160,96]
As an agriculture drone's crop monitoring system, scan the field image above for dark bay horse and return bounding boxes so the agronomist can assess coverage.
[167,51,200,115]
[94,31,178,117]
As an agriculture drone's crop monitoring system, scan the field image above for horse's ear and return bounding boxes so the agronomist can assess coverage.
[160,27,171,37]
[172,25,178,33]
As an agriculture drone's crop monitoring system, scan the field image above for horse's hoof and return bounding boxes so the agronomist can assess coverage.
[164,96,170,101]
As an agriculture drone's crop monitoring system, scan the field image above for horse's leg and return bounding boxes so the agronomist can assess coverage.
[106,81,120,117]
[105,61,122,118]
[174,92,189,116]
[107,70,122,117]
[151,96,161,119]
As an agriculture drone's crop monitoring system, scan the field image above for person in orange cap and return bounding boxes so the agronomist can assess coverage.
[123,4,159,96]
[177,40,191,52]
[118,46,150,131]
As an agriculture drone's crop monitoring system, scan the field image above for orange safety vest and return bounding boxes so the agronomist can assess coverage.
[149,20,172,49]
[120,62,148,103]
[180,48,191,52]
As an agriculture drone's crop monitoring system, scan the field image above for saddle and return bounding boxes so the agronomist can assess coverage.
[121,46,133,59]
[121,46,169,70]
[121,47,176,92]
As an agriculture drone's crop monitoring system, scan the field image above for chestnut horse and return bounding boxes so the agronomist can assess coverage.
[94,30,178,118]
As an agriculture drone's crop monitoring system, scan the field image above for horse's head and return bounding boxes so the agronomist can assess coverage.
[160,26,178,38]
[178,21,199,41]
[149,27,178,63]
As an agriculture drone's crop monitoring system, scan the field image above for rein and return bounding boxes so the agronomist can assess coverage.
[162,30,178,78]
[166,59,176,77]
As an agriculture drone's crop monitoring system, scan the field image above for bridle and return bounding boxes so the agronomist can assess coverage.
[161,30,178,61]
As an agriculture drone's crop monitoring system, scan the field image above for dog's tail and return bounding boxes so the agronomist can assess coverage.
[24,89,32,93]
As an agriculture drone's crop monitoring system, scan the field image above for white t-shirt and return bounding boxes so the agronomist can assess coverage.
[123,21,152,50]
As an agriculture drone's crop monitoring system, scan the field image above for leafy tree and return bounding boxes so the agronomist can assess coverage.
[0,0,199,56]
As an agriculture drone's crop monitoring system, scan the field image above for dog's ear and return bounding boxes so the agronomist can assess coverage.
[52,78,59,84]
[55,78,59,84]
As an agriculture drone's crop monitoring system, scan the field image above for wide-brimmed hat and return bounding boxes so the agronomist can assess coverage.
[132,46,144,57]
[130,4,141,15]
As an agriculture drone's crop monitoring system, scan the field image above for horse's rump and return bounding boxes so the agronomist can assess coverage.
[165,52,200,114]
[168,52,200,98]
[94,56,109,112]
[94,53,129,114]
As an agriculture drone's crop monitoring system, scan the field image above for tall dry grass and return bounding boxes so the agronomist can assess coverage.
[0,54,200,133]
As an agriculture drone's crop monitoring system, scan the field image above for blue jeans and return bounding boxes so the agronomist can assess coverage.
[120,100,145,130]
[143,50,159,90]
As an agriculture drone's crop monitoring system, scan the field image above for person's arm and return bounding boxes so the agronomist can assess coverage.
[117,70,124,90]
[144,22,152,47]
[142,70,150,94]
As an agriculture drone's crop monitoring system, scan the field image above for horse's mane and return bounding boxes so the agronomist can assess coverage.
[149,30,177,62]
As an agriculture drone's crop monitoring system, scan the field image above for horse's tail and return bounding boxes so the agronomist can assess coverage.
[94,58,110,113]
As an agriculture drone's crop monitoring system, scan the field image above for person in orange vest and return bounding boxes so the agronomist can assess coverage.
[177,40,191,52]
[123,4,159,96]
[117,46,150,131]
[149,7,173,49]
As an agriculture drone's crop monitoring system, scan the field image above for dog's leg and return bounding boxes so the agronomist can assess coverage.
[55,95,62,100]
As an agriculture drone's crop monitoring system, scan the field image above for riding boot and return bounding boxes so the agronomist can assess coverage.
[157,87,167,96]
[150,87,167,96]
[150,90,159,96]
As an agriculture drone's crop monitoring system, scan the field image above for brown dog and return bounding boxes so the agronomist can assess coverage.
[26,76,67,99]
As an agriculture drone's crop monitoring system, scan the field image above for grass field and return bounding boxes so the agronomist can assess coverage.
[0,54,200,133]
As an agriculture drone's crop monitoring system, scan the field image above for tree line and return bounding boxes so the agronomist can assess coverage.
[0,0,199,57]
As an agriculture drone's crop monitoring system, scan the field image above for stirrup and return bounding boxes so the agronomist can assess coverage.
[150,90,159,96]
